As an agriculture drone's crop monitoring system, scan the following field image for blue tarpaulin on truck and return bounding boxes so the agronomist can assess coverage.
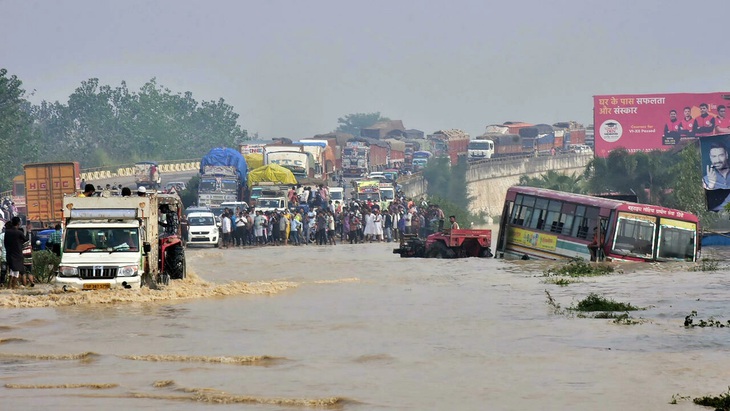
[200,147,248,185]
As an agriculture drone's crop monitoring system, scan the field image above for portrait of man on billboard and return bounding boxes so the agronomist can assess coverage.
[700,133,730,211]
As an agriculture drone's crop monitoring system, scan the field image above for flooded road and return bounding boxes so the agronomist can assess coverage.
[1,237,729,410]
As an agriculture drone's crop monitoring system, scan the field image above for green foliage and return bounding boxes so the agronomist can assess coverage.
[684,311,730,328]
[544,257,614,277]
[692,258,720,272]
[27,77,248,172]
[335,112,389,137]
[180,174,200,208]
[31,250,61,283]
[692,387,730,410]
[543,277,578,286]
[422,157,479,226]
[572,293,641,312]
[0,68,41,190]
[519,170,586,193]
[669,144,718,228]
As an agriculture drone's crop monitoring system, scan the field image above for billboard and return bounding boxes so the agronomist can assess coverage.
[593,92,730,157]
[699,133,730,211]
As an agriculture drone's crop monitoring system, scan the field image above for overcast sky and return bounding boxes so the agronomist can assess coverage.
[3,0,729,139]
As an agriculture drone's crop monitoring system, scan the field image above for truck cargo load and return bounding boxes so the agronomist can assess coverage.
[24,162,80,227]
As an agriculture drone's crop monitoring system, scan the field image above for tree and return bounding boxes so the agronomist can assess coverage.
[519,170,585,193]
[0,69,41,190]
[335,112,389,137]
[30,77,248,168]
[667,144,717,228]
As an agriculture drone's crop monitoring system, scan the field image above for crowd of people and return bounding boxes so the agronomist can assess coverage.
[198,185,454,248]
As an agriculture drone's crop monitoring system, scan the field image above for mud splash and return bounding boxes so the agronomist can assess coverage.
[0,272,299,309]
[121,354,285,366]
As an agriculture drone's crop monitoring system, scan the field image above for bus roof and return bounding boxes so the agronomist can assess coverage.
[506,186,699,223]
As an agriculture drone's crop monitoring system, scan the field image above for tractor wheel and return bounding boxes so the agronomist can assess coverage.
[479,247,493,258]
[427,242,455,259]
[164,244,186,280]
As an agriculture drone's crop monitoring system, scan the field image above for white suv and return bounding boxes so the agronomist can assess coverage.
[186,211,219,247]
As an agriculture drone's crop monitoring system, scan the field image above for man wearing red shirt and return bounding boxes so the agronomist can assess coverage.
[693,103,716,137]
[663,109,681,144]
[679,106,695,139]
[715,105,730,134]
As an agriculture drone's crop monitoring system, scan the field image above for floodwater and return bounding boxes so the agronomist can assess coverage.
[1,232,729,411]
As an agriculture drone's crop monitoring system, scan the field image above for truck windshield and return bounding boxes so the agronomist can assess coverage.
[468,141,491,150]
[64,228,139,252]
[199,179,217,191]
[257,199,281,208]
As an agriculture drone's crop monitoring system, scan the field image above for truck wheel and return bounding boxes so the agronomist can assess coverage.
[165,244,186,280]
[479,247,493,258]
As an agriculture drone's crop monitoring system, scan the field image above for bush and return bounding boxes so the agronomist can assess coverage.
[544,257,614,277]
[31,250,61,283]
[573,293,640,312]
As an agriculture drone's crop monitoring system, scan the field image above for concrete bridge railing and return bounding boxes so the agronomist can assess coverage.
[80,160,201,183]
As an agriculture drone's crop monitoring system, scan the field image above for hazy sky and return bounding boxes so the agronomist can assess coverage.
[3,0,729,139]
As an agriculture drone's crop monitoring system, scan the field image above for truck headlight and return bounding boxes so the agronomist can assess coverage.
[59,266,78,277]
[118,265,139,277]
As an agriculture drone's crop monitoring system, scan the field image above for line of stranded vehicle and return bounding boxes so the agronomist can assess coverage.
[394,186,699,263]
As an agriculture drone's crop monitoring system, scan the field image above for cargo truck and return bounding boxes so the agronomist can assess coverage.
[24,162,80,228]
[54,192,186,290]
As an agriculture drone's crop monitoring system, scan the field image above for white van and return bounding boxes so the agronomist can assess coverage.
[186,211,219,247]
[329,187,345,206]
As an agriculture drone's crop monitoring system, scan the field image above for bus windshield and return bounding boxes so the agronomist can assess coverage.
[657,219,696,261]
[611,213,656,257]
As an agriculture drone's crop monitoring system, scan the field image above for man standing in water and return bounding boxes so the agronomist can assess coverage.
[4,217,27,289]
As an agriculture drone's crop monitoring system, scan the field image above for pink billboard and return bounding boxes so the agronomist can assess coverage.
[593,92,730,157]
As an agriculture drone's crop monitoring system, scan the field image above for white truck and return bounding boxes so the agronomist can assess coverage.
[54,193,186,290]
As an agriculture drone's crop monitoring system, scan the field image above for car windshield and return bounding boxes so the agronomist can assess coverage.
[189,216,215,226]
[64,228,139,252]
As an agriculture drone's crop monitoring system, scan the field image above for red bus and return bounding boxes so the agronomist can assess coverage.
[495,186,699,262]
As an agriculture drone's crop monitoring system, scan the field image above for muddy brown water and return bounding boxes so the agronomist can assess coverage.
[1,237,729,410]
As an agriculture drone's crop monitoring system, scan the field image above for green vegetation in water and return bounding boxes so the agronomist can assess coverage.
[544,258,614,278]
[31,250,60,283]
[684,311,730,328]
[543,277,579,286]
[692,258,720,272]
[545,291,643,323]
[669,393,691,405]
[573,293,641,312]
[692,387,730,410]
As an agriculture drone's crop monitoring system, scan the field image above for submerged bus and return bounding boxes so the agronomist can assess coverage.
[495,186,699,262]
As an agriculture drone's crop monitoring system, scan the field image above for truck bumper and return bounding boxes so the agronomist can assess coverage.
[54,276,142,290]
